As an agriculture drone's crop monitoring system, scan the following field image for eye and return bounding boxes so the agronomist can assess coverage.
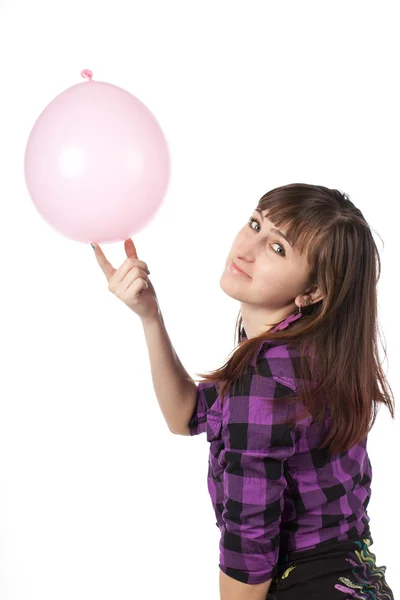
[248,218,286,257]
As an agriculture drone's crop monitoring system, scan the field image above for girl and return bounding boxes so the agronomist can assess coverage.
[92,183,395,599]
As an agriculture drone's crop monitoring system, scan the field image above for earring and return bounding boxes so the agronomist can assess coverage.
[298,298,311,314]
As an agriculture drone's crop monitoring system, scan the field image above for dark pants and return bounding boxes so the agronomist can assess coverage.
[267,533,394,599]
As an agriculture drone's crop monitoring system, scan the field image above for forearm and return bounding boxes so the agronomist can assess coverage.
[220,570,272,600]
[141,312,197,433]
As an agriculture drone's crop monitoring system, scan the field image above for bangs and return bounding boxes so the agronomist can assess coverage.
[258,196,327,264]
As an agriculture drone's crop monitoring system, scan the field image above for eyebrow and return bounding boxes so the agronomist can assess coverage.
[255,208,293,247]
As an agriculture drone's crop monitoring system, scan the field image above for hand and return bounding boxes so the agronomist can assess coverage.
[91,238,160,322]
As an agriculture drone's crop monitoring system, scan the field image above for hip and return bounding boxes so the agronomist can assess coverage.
[267,532,393,599]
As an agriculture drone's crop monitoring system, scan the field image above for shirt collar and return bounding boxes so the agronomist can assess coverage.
[240,310,302,342]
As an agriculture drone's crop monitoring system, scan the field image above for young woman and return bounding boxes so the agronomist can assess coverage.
[92,183,395,599]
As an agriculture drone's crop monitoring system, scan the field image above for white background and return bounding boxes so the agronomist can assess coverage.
[0,1,398,598]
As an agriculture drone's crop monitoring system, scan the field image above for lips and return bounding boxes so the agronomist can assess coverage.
[231,260,250,278]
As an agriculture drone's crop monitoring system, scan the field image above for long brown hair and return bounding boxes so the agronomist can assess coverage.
[192,183,395,458]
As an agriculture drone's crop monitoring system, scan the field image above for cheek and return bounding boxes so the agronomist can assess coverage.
[255,266,295,291]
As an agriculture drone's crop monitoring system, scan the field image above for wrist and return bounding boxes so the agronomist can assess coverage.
[141,312,163,328]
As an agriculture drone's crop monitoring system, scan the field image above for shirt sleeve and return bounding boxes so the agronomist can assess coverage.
[218,371,297,584]
[188,381,218,436]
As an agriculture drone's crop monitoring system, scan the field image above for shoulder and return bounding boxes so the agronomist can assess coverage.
[197,379,220,408]
[221,343,312,426]
[221,361,298,433]
[254,341,303,393]
[221,367,298,453]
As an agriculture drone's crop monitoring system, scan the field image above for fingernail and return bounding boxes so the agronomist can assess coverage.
[91,243,95,250]
[148,270,151,275]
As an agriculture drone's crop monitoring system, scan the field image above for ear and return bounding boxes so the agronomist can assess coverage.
[304,285,324,304]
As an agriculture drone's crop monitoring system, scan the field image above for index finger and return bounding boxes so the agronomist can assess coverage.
[91,242,116,282]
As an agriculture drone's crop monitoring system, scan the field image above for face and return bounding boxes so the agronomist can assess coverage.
[219,208,322,338]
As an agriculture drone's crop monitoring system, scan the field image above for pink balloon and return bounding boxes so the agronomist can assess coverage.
[24,70,171,243]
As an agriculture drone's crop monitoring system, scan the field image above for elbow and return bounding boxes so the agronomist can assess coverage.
[169,424,191,436]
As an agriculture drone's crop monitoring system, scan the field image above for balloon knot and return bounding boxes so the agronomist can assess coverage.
[81,69,93,81]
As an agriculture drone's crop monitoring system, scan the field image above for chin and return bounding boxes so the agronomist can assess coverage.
[219,274,244,300]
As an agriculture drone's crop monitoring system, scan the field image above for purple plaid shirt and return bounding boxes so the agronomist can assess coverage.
[188,316,372,584]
